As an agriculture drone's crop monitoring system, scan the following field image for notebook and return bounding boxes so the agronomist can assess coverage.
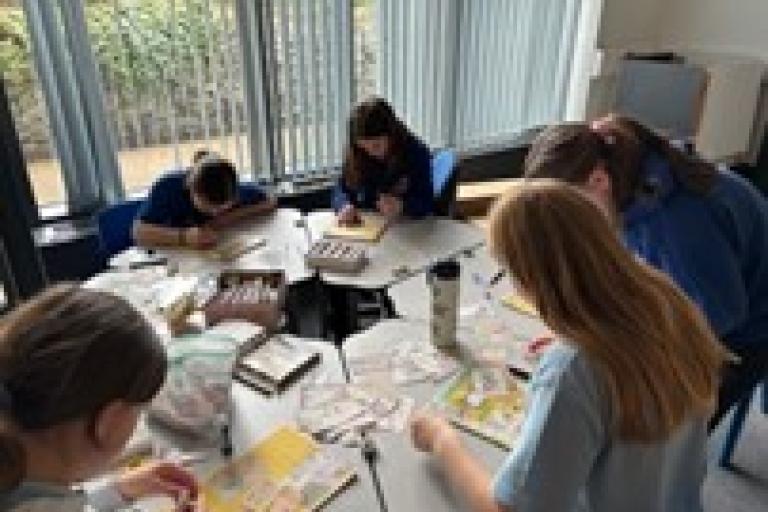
[324,214,389,243]
[236,336,321,395]
[434,366,526,449]
[198,424,357,512]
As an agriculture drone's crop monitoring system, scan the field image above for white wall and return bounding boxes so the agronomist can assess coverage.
[587,0,768,161]
[596,0,662,50]
[656,0,768,61]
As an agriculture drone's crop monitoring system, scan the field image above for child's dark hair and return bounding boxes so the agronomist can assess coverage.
[342,98,411,189]
[524,114,716,210]
[0,284,167,491]
[188,150,238,205]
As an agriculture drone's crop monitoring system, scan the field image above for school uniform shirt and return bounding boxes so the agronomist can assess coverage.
[623,153,768,349]
[332,134,434,217]
[136,170,268,228]
[0,478,128,511]
[493,343,708,512]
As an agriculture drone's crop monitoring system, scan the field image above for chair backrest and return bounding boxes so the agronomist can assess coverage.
[97,199,143,258]
[431,149,458,217]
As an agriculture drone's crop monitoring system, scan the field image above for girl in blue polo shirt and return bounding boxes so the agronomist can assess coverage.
[523,114,768,430]
[411,182,728,512]
[133,150,276,249]
[333,98,433,224]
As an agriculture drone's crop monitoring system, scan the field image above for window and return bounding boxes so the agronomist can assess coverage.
[85,0,251,191]
[9,0,590,214]
[1,0,66,206]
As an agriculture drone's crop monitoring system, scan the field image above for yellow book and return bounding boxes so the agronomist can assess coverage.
[500,293,539,317]
[199,425,356,512]
[324,214,389,243]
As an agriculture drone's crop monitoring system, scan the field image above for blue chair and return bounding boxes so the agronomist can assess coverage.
[432,149,458,217]
[97,199,144,259]
[720,378,768,468]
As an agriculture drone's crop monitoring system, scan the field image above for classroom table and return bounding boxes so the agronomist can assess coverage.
[229,338,383,511]
[134,338,382,512]
[306,211,485,342]
[306,211,485,290]
[342,319,510,512]
[110,208,313,285]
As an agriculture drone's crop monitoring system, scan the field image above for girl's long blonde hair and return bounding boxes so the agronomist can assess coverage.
[488,180,728,441]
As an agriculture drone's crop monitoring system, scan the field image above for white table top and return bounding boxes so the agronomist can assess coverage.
[229,339,382,512]
[342,319,509,512]
[306,211,485,289]
[388,247,549,374]
[135,339,381,512]
[111,208,314,284]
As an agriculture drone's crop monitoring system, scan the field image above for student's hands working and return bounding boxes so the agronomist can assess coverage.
[116,461,204,511]
[337,204,362,226]
[410,412,507,512]
[376,194,403,220]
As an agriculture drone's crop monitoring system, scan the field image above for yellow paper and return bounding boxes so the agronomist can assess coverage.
[199,425,356,512]
[501,293,539,317]
[324,214,389,243]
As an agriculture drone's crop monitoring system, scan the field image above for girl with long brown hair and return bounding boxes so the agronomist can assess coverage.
[0,284,201,511]
[410,181,728,512]
[523,114,768,430]
[332,98,434,224]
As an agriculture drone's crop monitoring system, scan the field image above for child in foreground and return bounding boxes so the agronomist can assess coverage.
[411,181,728,512]
[0,284,202,511]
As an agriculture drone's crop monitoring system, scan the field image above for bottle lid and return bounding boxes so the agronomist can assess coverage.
[428,259,460,280]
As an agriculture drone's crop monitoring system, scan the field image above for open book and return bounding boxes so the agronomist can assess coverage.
[434,366,526,449]
[324,214,389,243]
[200,425,356,512]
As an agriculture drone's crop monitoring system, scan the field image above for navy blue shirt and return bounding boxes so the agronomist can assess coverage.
[623,153,768,349]
[332,135,434,217]
[137,171,268,228]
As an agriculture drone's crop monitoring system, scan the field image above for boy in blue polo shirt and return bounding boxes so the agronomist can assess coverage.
[133,151,276,249]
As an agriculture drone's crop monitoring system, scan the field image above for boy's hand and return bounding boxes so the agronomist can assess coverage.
[410,413,459,455]
[116,461,200,507]
[183,227,217,249]
[376,194,403,219]
[337,204,361,226]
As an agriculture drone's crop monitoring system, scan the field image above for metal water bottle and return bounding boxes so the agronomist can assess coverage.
[428,259,460,349]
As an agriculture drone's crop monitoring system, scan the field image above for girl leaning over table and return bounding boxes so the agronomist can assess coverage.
[410,181,729,512]
[333,98,434,225]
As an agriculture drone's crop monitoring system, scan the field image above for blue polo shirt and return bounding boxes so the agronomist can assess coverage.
[332,134,434,217]
[493,343,708,512]
[137,171,268,228]
[623,154,768,349]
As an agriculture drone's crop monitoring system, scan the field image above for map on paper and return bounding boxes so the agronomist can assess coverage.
[297,384,413,445]
[199,425,356,512]
[346,341,457,386]
[434,366,526,449]
[324,214,388,243]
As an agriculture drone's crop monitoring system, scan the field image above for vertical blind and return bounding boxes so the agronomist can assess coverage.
[376,0,584,150]
[260,0,353,181]
[15,0,587,211]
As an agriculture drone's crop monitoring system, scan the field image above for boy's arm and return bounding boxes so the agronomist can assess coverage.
[205,195,278,230]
